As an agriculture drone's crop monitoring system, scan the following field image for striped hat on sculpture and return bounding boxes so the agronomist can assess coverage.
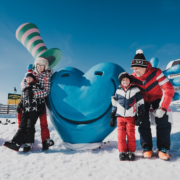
[16,23,62,69]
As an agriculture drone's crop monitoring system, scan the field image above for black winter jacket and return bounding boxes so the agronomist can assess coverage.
[18,82,45,116]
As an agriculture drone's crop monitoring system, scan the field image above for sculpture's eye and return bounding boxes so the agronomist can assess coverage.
[94,71,103,76]
[61,73,70,77]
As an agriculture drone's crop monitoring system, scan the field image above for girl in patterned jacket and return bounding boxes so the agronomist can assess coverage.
[110,72,145,161]
[18,57,54,151]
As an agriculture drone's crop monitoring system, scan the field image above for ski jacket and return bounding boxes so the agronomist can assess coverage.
[130,62,174,110]
[19,82,45,113]
[21,69,52,98]
[111,84,144,118]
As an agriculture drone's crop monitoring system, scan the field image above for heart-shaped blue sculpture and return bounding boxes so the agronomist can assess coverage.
[46,62,125,144]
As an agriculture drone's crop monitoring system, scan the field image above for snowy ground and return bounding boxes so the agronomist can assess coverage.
[0,101,180,180]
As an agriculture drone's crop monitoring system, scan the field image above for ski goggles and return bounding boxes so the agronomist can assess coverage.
[36,64,45,68]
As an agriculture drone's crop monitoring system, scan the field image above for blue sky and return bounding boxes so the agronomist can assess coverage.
[1,0,180,104]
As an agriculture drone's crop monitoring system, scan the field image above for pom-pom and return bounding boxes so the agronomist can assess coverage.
[136,49,143,54]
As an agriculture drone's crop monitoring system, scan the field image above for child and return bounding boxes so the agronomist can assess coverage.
[110,72,145,161]
[3,73,45,152]
[19,57,54,151]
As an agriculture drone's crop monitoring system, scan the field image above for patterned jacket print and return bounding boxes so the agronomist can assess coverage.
[19,82,45,113]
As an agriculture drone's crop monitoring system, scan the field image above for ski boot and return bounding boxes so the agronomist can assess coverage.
[128,152,135,161]
[143,147,152,158]
[23,143,33,152]
[119,152,127,161]
[42,138,54,151]
[3,141,21,152]
[158,148,169,161]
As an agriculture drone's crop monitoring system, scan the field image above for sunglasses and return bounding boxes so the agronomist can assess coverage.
[36,64,45,68]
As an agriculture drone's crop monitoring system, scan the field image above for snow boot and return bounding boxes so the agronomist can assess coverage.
[127,152,135,161]
[143,147,152,158]
[119,152,127,161]
[23,143,33,152]
[3,141,21,152]
[158,148,169,161]
[42,138,54,151]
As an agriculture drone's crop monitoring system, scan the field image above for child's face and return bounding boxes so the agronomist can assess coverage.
[121,78,130,88]
[26,76,34,84]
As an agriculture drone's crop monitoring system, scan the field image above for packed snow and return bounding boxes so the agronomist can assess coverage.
[0,101,180,180]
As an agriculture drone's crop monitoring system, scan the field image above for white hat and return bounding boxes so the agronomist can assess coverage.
[35,57,49,70]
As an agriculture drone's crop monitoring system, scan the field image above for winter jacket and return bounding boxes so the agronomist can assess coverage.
[111,84,144,118]
[18,82,45,114]
[130,62,175,110]
[21,69,53,98]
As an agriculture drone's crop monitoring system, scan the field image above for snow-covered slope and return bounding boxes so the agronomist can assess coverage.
[0,101,180,180]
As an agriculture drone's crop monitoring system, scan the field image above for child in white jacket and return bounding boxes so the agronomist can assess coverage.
[110,72,145,161]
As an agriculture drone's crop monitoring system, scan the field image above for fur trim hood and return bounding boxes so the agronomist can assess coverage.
[34,57,49,70]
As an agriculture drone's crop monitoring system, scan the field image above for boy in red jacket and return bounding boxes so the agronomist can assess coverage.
[130,49,174,160]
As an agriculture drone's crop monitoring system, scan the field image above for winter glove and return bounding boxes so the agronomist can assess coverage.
[135,116,143,126]
[37,104,45,117]
[135,110,145,126]
[110,111,116,127]
[27,64,33,71]
[153,108,166,118]
[16,103,23,114]
[24,87,34,98]
[42,138,55,151]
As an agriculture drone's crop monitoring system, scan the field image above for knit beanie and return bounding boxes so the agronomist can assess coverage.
[26,73,36,81]
[131,49,147,68]
[118,72,131,84]
[34,57,49,70]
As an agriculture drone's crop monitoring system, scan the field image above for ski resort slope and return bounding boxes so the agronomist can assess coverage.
[0,101,180,180]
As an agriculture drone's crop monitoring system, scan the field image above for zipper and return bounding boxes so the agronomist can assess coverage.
[143,80,146,91]
[124,90,127,117]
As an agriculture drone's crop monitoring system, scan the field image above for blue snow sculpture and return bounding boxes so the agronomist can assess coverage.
[46,62,125,144]
[150,58,180,101]
[150,58,159,68]
[163,64,180,101]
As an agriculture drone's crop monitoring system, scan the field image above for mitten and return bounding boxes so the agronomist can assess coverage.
[17,101,23,113]
[153,108,166,118]
[135,116,143,126]
[42,139,55,151]
[17,104,22,113]
[135,110,145,126]
[110,111,116,127]
[27,64,33,72]
[38,104,45,117]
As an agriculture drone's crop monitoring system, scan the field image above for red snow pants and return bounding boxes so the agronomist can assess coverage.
[17,108,50,143]
[117,116,136,152]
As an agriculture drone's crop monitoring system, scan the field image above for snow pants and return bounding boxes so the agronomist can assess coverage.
[12,111,39,145]
[139,99,171,150]
[17,107,50,143]
[117,116,136,152]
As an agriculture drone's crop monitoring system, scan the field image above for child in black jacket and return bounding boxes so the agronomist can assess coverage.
[3,73,45,152]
